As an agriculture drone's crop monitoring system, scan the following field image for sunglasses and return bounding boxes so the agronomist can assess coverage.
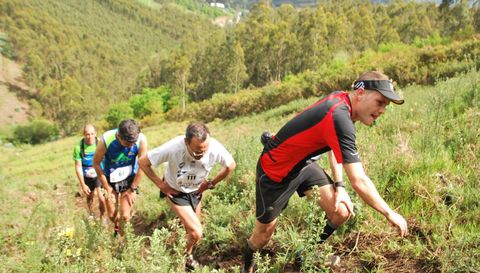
[191,150,205,157]
[186,144,206,158]
[120,135,138,145]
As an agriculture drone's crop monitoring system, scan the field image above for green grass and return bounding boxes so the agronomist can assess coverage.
[0,71,479,272]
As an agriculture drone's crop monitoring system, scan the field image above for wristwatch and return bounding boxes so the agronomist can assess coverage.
[206,179,215,189]
[130,185,139,194]
[334,181,345,190]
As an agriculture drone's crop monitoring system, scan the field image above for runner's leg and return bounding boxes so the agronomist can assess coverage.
[167,198,203,255]
[118,190,135,234]
[95,187,107,219]
[86,191,94,215]
[304,185,351,243]
[85,179,95,216]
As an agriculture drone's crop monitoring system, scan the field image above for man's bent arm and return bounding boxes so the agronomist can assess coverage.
[344,162,408,236]
[93,139,110,192]
[209,161,236,187]
[130,138,147,188]
[74,161,87,192]
[327,150,342,182]
[138,154,164,188]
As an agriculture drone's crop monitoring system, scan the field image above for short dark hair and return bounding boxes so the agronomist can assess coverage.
[118,119,140,143]
[185,122,210,142]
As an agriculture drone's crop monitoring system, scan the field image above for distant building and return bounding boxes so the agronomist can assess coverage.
[210,2,225,8]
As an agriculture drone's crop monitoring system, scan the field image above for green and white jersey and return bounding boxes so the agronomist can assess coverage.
[73,139,98,178]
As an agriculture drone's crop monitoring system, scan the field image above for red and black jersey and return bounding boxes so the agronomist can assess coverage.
[260,91,360,183]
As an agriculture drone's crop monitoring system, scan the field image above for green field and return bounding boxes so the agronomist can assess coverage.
[1,70,479,272]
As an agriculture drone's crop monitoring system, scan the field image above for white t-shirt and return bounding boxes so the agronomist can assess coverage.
[147,135,235,193]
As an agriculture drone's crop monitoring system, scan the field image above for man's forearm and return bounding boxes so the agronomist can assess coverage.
[139,163,164,188]
[351,177,393,217]
[75,165,85,186]
[327,151,342,182]
[131,168,144,188]
[93,165,109,190]
[210,163,235,185]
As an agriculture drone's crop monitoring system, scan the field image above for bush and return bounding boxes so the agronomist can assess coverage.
[104,102,134,129]
[0,32,14,58]
[130,86,172,119]
[13,119,59,144]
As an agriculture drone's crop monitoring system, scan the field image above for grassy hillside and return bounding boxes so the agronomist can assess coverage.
[0,0,216,133]
[0,70,479,272]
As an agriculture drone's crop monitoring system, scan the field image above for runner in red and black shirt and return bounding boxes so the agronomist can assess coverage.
[243,71,409,273]
[261,91,359,184]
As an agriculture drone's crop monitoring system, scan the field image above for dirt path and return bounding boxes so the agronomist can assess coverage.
[0,56,31,126]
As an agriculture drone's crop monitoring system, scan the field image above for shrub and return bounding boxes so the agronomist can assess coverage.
[104,102,134,129]
[13,119,59,144]
[0,32,14,58]
[130,86,172,119]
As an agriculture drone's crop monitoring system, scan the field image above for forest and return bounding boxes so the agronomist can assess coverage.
[1,0,479,140]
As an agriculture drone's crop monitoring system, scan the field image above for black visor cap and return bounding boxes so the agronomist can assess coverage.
[353,80,404,105]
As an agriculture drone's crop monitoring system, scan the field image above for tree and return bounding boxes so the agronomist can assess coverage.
[294,7,329,72]
[268,4,298,81]
[347,5,376,51]
[190,30,248,100]
[441,0,475,38]
[236,0,276,86]
[375,6,401,45]
[104,102,134,129]
[225,39,248,93]
[189,30,227,101]
[170,51,192,113]
[39,76,94,135]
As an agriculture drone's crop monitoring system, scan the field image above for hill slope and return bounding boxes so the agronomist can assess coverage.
[1,70,478,272]
[0,57,30,126]
[0,0,217,133]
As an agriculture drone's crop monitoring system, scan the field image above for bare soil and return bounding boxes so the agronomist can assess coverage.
[0,56,31,126]
[133,216,441,272]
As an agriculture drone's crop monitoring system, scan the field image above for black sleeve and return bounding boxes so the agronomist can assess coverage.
[330,105,361,164]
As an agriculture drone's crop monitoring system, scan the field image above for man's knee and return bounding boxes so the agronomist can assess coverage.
[97,191,106,202]
[87,190,95,200]
[188,226,203,242]
[108,213,116,221]
[120,207,132,222]
[329,203,351,226]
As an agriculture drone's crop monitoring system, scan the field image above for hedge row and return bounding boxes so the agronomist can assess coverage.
[165,36,480,122]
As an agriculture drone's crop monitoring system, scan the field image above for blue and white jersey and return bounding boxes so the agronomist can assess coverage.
[102,129,146,182]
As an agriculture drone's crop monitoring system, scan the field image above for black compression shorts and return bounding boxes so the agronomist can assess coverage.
[255,161,333,224]
[107,176,134,193]
[160,191,202,211]
[84,177,102,192]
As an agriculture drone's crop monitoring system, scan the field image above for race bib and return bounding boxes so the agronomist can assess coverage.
[84,167,97,178]
[110,166,132,183]
[177,172,205,190]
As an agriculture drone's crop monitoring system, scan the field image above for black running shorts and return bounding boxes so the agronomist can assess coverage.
[84,177,102,191]
[107,176,134,193]
[160,191,202,211]
[255,161,333,224]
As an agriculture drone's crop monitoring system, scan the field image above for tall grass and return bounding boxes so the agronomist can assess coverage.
[0,71,478,272]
